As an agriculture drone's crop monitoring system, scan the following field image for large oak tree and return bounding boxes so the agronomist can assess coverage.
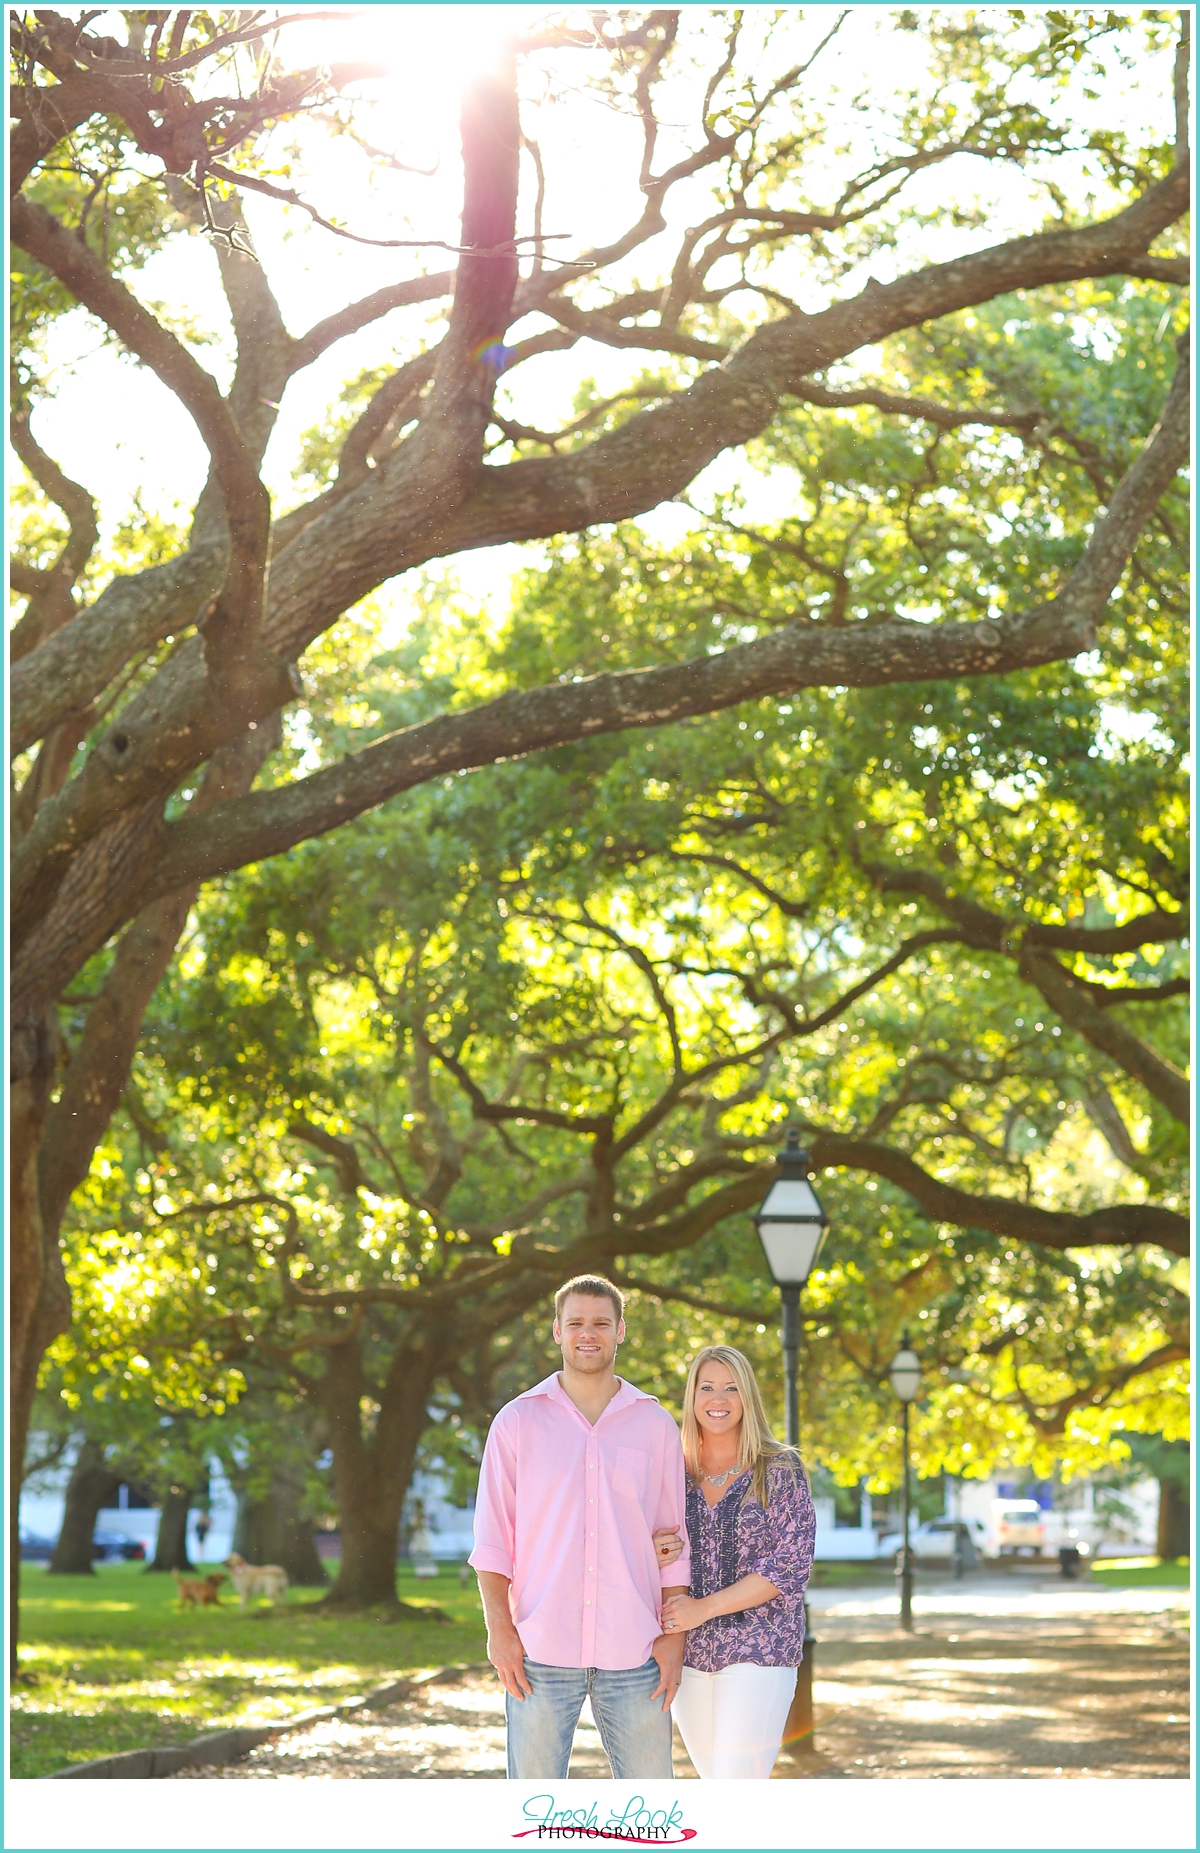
[10,7,1190,1620]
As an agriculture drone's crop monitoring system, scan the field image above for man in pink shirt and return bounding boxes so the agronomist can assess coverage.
[470,1274,690,1778]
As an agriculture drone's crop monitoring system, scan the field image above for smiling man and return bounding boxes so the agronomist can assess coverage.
[470,1275,690,1779]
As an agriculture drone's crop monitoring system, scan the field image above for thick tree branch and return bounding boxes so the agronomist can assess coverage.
[1123,256,1190,286]
[288,1119,386,1198]
[1084,1084,1151,1175]
[737,931,966,1038]
[863,861,1188,958]
[271,348,441,555]
[10,195,271,680]
[1073,975,1189,1007]
[135,350,1187,920]
[287,274,454,374]
[9,537,228,759]
[432,1043,613,1136]
[792,379,1042,433]
[8,145,1189,1016]
[8,409,99,659]
[8,57,525,945]
[365,165,1189,591]
[37,715,282,1236]
[803,1129,1189,1256]
[13,160,1187,764]
[1021,949,1189,1125]
[612,1273,773,1325]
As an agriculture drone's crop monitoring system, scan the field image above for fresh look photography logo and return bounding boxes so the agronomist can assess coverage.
[513,1795,697,1844]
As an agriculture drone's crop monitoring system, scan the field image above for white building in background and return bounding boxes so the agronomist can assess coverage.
[812,1483,879,1559]
[404,1467,475,1559]
[22,1438,1162,1567]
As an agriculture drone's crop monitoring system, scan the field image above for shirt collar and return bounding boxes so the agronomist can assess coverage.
[517,1372,658,1411]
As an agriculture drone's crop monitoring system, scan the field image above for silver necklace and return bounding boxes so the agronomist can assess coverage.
[700,1464,743,1489]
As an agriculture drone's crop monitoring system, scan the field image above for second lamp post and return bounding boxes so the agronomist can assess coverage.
[888,1333,921,1632]
[753,1126,829,1758]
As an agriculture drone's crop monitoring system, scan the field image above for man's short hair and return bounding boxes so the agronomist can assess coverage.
[554,1274,625,1324]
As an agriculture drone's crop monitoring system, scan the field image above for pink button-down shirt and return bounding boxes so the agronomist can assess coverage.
[469,1373,691,1671]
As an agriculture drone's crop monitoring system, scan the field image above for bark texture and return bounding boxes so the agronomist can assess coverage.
[147,1487,197,1573]
[1156,1477,1190,1560]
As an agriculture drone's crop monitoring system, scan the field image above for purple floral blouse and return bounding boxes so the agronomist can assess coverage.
[682,1458,816,1672]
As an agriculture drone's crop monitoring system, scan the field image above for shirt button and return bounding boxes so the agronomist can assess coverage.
[586,1599,592,1605]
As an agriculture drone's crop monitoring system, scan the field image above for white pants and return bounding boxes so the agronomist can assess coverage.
[672,1663,797,1779]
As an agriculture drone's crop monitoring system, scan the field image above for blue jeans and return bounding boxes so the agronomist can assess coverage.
[506,1656,674,1779]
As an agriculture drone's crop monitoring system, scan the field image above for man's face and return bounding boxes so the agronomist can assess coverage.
[554,1294,625,1375]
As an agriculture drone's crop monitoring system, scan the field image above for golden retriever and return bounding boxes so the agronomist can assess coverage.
[225,1551,289,1608]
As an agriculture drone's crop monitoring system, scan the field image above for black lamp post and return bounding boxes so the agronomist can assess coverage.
[752,1127,829,1450]
[888,1334,921,1633]
[753,1126,829,1760]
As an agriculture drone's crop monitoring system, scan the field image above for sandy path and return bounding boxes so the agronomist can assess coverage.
[169,1580,1190,1782]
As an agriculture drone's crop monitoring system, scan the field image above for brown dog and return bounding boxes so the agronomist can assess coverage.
[175,1570,226,1608]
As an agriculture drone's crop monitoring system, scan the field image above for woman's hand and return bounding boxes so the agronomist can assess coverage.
[662,1591,710,1631]
[652,1525,685,1566]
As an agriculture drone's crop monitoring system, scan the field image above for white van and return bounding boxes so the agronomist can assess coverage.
[992,1498,1045,1555]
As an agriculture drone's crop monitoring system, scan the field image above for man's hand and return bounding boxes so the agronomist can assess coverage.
[649,1628,686,1712]
[649,1581,689,1711]
[476,1569,533,1701]
[487,1617,533,1700]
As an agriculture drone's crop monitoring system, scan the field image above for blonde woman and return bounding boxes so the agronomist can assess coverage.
[653,1346,816,1779]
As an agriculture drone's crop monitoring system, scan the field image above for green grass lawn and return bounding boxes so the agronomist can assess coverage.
[1089,1556,1191,1588]
[807,1560,894,1587]
[11,1559,488,1779]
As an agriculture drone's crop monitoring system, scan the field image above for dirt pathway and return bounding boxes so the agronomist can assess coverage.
[170,1592,1189,1781]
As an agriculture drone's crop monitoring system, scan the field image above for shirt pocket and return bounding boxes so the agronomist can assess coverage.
[611,1445,651,1503]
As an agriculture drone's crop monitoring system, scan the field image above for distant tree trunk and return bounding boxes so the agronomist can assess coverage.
[1157,1476,1190,1560]
[318,1338,441,1613]
[233,1469,327,1585]
[147,1487,196,1572]
[48,1439,122,1575]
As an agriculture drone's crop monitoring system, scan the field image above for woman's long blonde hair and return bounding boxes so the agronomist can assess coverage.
[680,1345,801,1508]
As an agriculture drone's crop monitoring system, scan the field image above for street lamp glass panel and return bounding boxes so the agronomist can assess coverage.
[758,1176,825,1221]
[889,1347,921,1403]
[757,1218,827,1287]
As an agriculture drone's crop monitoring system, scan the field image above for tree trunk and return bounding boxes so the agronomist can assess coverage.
[48,1439,123,1575]
[1157,1476,1190,1560]
[319,1336,442,1613]
[233,1469,327,1586]
[147,1487,196,1572]
[10,1011,71,1667]
[7,724,283,1658]
[324,1493,410,1608]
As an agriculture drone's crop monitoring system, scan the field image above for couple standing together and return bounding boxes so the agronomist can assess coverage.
[469,1273,817,1781]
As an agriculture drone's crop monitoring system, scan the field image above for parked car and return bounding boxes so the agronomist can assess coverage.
[92,1529,147,1562]
[991,1499,1045,1555]
[18,1527,54,1562]
[877,1517,988,1562]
